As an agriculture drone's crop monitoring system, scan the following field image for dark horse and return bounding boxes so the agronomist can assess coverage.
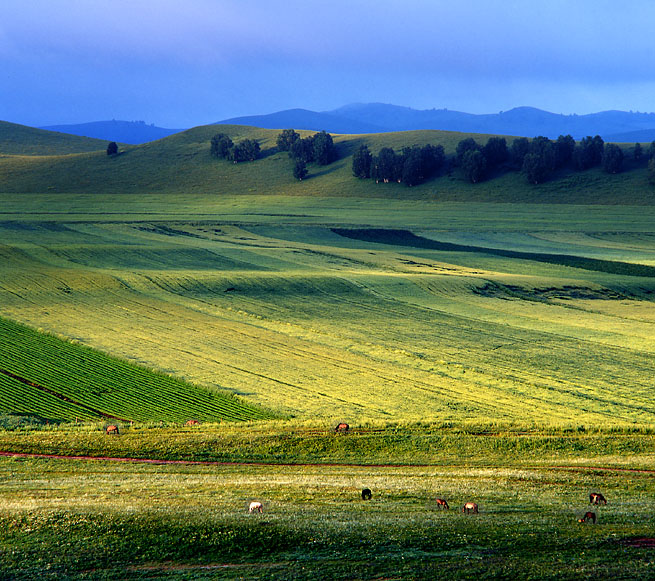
[578,511,596,524]
[590,492,607,505]
[335,422,350,433]
[361,488,372,500]
[435,498,449,510]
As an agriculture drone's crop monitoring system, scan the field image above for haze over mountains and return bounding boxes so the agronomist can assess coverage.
[217,104,655,142]
[39,120,183,145]
[16,104,655,144]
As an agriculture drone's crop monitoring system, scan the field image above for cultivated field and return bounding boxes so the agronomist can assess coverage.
[1,194,655,425]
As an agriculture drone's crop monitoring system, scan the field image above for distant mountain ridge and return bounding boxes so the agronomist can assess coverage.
[217,104,655,141]
[40,120,184,145]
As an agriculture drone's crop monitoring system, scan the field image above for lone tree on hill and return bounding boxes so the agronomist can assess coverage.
[293,158,308,181]
[106,141,118,156]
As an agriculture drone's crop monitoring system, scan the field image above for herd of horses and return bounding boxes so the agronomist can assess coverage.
[105,422,608,524]
[248,491,608,521]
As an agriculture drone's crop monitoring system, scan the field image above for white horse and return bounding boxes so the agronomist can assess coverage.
[249,501,263,513]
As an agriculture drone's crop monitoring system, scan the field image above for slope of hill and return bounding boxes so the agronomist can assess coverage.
[0,121,111,155]
[40,120,184,144]
[217,103,655,139]
[0,124,652,205]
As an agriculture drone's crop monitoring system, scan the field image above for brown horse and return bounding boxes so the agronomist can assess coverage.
[578,511,596,524]
[186,419,200,426]
[590,492,607,505]
[462,502,478,514]
[335,422,350,433]
[435,498,449,510]
[105,425,119,435]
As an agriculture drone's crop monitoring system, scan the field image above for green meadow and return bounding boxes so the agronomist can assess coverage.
[1,123,655,578]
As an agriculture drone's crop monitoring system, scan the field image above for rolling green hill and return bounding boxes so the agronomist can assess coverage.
[0,121,114,155]
[0,123,653,204]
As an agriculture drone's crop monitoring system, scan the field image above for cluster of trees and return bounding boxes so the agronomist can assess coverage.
[210,133,261,163]
[276,129,338,180]
[352,143,445,186]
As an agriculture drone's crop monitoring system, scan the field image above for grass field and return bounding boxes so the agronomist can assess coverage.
[2,436,655,580]
[2,124,655,578]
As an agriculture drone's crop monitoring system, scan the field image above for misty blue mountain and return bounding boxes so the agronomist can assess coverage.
[39,120,184,145]
[217,104,655,141]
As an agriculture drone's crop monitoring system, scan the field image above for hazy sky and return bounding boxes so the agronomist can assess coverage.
[3,0,655,127]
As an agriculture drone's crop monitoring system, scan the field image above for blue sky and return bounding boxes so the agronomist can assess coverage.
[3,0,655,127]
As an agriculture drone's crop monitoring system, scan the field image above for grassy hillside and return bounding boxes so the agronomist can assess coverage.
[0,123,653,204]
[0,121,113,155]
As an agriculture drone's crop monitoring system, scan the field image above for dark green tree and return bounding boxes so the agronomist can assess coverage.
[649,158,655,185]
[106,141,118,156]
[602,143,624,174]
[483,137,508,168]
[312,131,337,165]
[510,137,530,168]
[352,144,372,179]
[229,139,260,162]
[293,158,308,180]
[574,135,604,170]
[554,134,575,167]
[461,149,486,183]
[456,138,481,165]
[421,143,445,177]
[289,136,315,163]
[401,148,423,186]
[210,133,233,159]
[647,141,655,160]
[634,142,643,161]
[276,129,300,151]
[521,137,556,183]
[372,147,399,183]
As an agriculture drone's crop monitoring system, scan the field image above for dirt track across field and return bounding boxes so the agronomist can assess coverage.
[1,450,654,474]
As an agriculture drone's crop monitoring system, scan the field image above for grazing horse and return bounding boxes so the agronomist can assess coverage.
[462,502,478,514]
[249,501,263,513]
[435,498,449,510]
[578,511,596,524]
[361,488,372,500]
[590,492,607,505]
[105,425,119,435]
[335,422,350,434]
[186,419,200,426]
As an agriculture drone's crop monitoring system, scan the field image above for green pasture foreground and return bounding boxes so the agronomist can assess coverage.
[1,449,654,580]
